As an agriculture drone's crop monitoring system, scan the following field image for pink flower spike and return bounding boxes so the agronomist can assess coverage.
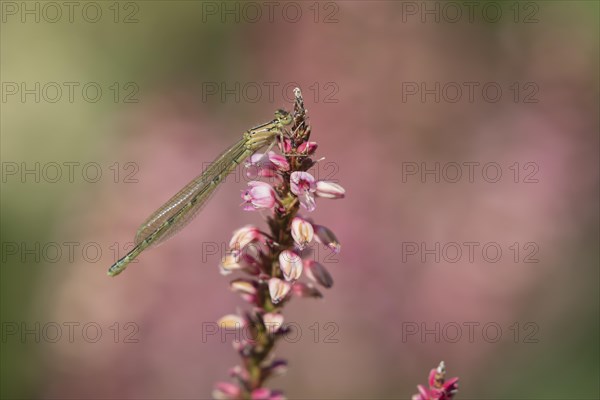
[298,141,318,155]
[279,250,303,281]
[242,181,277,211]
[290,171,316,211]
[413,361,459,400]
[315,181,345,199]
[313,224,341,253]
[291,217,314,249]
[304,260,333,288]
[267,151,290,171]
[213,382,241,400]
[268,278,291,304]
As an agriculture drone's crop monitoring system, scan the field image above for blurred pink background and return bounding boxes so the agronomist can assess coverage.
[1,1,598,399]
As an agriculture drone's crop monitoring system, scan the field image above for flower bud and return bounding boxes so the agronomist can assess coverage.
[304,260,333,288]
[230,279,257,295]
[279,137,292,154]
[315,181,345,199]
[268,278,291,304]
[251,388,272,400]
[228,225,261,253]
[217,314,246,330]
[213,382,241,400]
[219,254,243,275]
[298,141,318,155]
[313,224,341,253]
[267,151,290,171]
[291,282,323,299]
[279,250,303,281]
[242,181,277,210]
[269,391,285,400]
[263,312,284,333]
[291,217,314,249]
[229,365,250,381]
[265,359,288,377]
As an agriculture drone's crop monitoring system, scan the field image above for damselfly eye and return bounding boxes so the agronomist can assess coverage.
[275,109,292,125]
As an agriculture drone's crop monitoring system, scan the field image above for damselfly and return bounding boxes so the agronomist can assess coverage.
[107,109,294,276]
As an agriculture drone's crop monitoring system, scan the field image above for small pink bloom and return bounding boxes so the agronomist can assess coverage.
[298,141,318,155]
[228,225,261,253]
[268,391,286,400]
[230,279,257,304]
[268,278,291,304]
[263,312,284,333]
[267,151,290,171]
[266,359,288,377]
[251,388,271,400]
[219,254,243,275]
[232,339,246,352]
[246,153,275,178]
[242,181,277,211]
[313,224,341,253]
[291,217,314,249]
[220,251,261,276]
[279,250,303,281]
[290,171,316,211]
[229,365,250,382]
[304,260,333,288]
[315,180,345,199]
[291,282,323,299]
[230,279,257,295]
[213,382,241,400]
[246,151,289,178]
[279,137,292,154]
[217,314,246,330]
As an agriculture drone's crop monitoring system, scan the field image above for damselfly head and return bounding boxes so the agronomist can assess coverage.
[274,109,293,126]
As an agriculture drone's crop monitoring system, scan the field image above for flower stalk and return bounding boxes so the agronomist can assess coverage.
[213,88,345,400]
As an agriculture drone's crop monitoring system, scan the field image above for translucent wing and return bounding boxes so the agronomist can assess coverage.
[134,138,249,248]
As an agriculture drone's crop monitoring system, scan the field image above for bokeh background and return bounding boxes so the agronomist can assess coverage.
[1,1,598,399]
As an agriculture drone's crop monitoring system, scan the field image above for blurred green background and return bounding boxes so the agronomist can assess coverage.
[1,1,598,399]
